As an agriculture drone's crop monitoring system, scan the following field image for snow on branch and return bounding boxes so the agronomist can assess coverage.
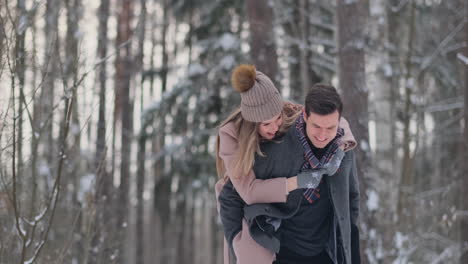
[140,82,188,129]
[424,98,463,113]
[147,128,215,162]
[457,53,468,65]
[419,19,465,74]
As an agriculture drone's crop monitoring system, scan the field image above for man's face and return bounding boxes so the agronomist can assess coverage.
[303,109,340,149]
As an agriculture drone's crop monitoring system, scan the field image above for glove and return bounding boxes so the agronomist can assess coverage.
[322,148,345,176]
[296,168,327,189]
[297,149,346,189]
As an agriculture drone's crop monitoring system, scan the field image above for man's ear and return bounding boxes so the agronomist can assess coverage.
[302,108,307,119]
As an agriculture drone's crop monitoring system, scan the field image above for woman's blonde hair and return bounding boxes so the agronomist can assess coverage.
[215,103,301,181]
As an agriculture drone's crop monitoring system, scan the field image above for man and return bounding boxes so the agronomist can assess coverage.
[219,84,360,264]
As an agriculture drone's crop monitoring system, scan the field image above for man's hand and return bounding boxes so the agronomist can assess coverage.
[296,168,327,189]
[323,148,345,176]
[296,149,346,189]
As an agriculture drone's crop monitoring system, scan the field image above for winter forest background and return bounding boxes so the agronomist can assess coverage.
[0,0,467,263]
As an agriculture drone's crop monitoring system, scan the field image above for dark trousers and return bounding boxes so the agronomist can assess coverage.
[273,249,333,264]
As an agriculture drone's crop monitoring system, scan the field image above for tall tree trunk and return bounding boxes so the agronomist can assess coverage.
[283,1,322,103]
[283,2,302,103]
[461,2,468,262]
[115,0,134,261]
[187,2,193,65]
[161,0,169,96]
[15,0,26,186]
[298,0,310,92]
[152,2,170,261]
[0,14,4,64]
[245,0,278,81]
[89,0,111,262]
[32,0,60,197]
[136,133,146,264]
[152,0,169,209]
[397,0,416,226]
[336,0,370,262]
[42,0,60,172]
[366,0,399,261]
[64,0,83,261]
[29,4,39,226]
[149,4,157,98]
[135,0,147,263]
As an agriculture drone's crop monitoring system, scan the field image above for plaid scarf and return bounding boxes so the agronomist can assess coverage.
[295,114,344,204]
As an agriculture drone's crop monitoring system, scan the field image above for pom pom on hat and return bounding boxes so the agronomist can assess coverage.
[231,64,256,93]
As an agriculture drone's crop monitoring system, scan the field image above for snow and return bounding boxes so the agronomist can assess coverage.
[192,179,202,188]
[406,77,415,88]
[17,15,28,35]
[457,53,468,65]
[38,163,51,177]
[366,190,379,211]
[370,0,384,15]
[382,63,393,77]
[23,240,45,264]
[360,140,369,151]
[35,207,47,222]
[78,174,95,203]
[217,33,239,51]
[18,218,26,236]
[188,63,206,77]
[22,207,48,225]
[394,232,407,249]
[219,55,236,70]
[71,123,80,135]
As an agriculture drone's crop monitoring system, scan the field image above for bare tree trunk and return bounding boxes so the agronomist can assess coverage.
[282,1,322,103]
[148,4,156,98]
[153,2,169,261]
[461,3,468,262]
[283,2,302,102]
[245,0,278,81]
[153,0,169,209]
[29,6,39,223]
[42,0,60,171]
[64,0,83,261]
[397,0,416,226]
[298,0,310,92]
[0,14,4,64]
[136,133,146,264]
[115,0,134,261]
[135,1,147,263]
[161,0,169,96]
[15,0,26,184]
[336,0,370,263]
[187,2,194,65]
[366,0,399,261]
[88,0,111,262]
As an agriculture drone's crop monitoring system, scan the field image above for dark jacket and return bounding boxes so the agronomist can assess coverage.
[219,125,360,264]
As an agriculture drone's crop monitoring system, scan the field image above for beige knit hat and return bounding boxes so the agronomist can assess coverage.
[231,65,283,122]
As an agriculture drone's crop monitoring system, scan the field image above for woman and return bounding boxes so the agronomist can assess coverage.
[215,65,356,264]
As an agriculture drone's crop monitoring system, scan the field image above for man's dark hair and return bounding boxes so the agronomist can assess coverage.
[304,84,343,117]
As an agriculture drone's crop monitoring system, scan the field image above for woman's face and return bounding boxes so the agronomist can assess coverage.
[258,112,283,140]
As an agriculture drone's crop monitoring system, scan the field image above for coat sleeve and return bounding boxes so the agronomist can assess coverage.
[349,151,361,264]
[218,123,287,204]
[218,181,245,247]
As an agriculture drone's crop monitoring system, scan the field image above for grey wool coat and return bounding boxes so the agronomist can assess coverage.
[218,124,361,264]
